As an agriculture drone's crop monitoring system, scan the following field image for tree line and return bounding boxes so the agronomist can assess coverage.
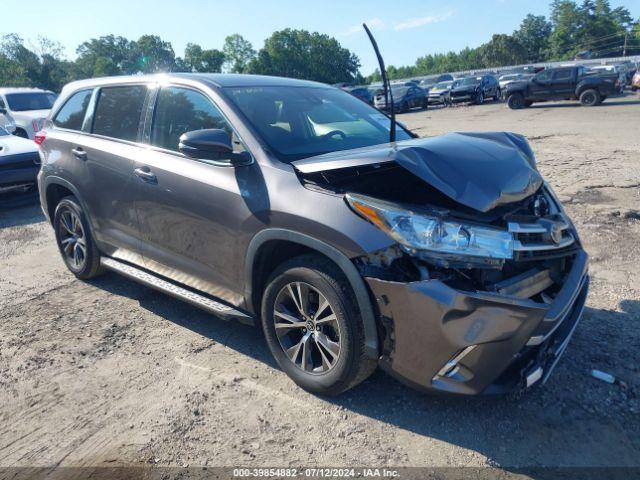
[373,0,639,81]
[0,0,638,92]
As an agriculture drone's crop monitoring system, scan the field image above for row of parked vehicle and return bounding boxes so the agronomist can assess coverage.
[339,60,640,111]
[0,88,58,205]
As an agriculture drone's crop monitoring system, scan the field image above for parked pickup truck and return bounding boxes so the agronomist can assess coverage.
[504,66,620,109]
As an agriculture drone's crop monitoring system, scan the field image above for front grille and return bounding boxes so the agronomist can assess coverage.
[508,218,575,254]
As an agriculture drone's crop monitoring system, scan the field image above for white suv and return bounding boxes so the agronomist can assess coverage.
[0,88,57,139]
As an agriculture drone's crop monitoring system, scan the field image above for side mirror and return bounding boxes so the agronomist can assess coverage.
[0,107,7,115]
[178,129,249,165]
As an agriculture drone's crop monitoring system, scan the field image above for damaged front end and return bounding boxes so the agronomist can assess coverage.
[294,132,589,395]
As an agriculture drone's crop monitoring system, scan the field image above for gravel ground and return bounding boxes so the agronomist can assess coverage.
[0,93,639,475]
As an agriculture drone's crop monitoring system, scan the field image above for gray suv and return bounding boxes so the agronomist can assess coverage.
[38,74,588,396]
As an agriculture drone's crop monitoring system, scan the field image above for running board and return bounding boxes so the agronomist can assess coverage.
[101,257,254,325]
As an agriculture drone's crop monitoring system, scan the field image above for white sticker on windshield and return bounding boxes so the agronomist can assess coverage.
[369,113,391,130]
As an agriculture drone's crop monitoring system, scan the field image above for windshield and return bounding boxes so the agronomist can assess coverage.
[5,92,57,112]
[434,81,452,89]
[224,86,412,163]
[461,77,481,86]
[500,74,519,81]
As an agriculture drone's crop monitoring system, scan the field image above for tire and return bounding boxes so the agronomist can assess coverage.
[53,196,104,280]
[260,254,376,396]
[400,101,408,113]
[13,128,29,139]
[507,93,525,109]
[422,98,428,110]
[475,91,484,105]
[494,88,502,101]
[579,89,600,106]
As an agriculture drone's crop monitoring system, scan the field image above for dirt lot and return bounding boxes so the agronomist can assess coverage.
[1,94,639,475]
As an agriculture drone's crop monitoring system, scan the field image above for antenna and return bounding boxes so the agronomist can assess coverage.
[363,23,396,143]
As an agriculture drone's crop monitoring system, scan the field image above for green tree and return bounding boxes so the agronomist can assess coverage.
[549,0,582,58]
[75,35,138,77]
[478,34,528,67]
[184,43,225,73]
[248,29,360,84]
[514,14,552,62]
[222,34,255,73]
[134,35,175,73]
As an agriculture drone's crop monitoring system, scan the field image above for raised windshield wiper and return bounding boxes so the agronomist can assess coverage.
[363,23,396,143]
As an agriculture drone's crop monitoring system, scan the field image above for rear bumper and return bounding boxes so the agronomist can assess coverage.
[366,250,589,395]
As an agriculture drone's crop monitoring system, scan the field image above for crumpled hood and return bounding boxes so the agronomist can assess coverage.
[292,132,543,213]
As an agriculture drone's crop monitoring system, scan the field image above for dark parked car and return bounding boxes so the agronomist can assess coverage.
[344,86,373,105]
[505,66,620,109]
[374,84,427,112]
[450,75,501,104]
[37,74,588,396]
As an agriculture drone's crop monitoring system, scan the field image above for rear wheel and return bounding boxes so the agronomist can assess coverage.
[579,89,600,106]
[54,196,104,279]
[507,93,525,109]
[260,255,376,396]
[494,88,502,101]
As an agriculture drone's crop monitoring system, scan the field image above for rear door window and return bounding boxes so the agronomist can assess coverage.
[53,89,93,131]
[150,86,234,152]
[92,85,147,142]
[553,69,573,81]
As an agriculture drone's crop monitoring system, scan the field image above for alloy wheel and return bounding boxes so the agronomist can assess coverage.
[273,281,341,374]
[58,208,87,270]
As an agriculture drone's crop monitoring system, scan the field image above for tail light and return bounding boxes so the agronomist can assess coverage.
[34,131,46,145]
[32,118,46,133]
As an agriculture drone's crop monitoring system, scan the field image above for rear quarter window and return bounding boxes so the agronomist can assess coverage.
[53,90,93,131]
[92,85,147,142]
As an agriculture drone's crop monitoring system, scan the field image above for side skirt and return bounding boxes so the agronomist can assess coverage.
[101,257,255,326]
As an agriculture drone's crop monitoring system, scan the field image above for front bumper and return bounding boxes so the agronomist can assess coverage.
[450,93,475,102]
[0,153,40,193]
[428,93,449,104]
[366,249,589,395]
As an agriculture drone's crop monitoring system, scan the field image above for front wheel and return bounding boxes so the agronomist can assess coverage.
[54,196,104,279]
[507,93,525,109]
[475,91,484,105]
[260,255,376,396]
[494,88,502,101]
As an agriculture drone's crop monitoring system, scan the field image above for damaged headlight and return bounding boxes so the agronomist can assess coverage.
[345,193,514,262]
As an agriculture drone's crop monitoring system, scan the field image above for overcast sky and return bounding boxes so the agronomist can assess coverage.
[4,0,639,74]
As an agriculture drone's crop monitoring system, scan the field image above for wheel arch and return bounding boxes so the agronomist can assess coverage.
[244,228,379,359]
[43,177,87,225]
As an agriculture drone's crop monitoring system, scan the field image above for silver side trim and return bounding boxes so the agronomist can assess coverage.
[101,257,253,324]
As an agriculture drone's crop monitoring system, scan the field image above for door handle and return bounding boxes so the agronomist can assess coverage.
[72,147,87,161]
[134,167,157,183]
